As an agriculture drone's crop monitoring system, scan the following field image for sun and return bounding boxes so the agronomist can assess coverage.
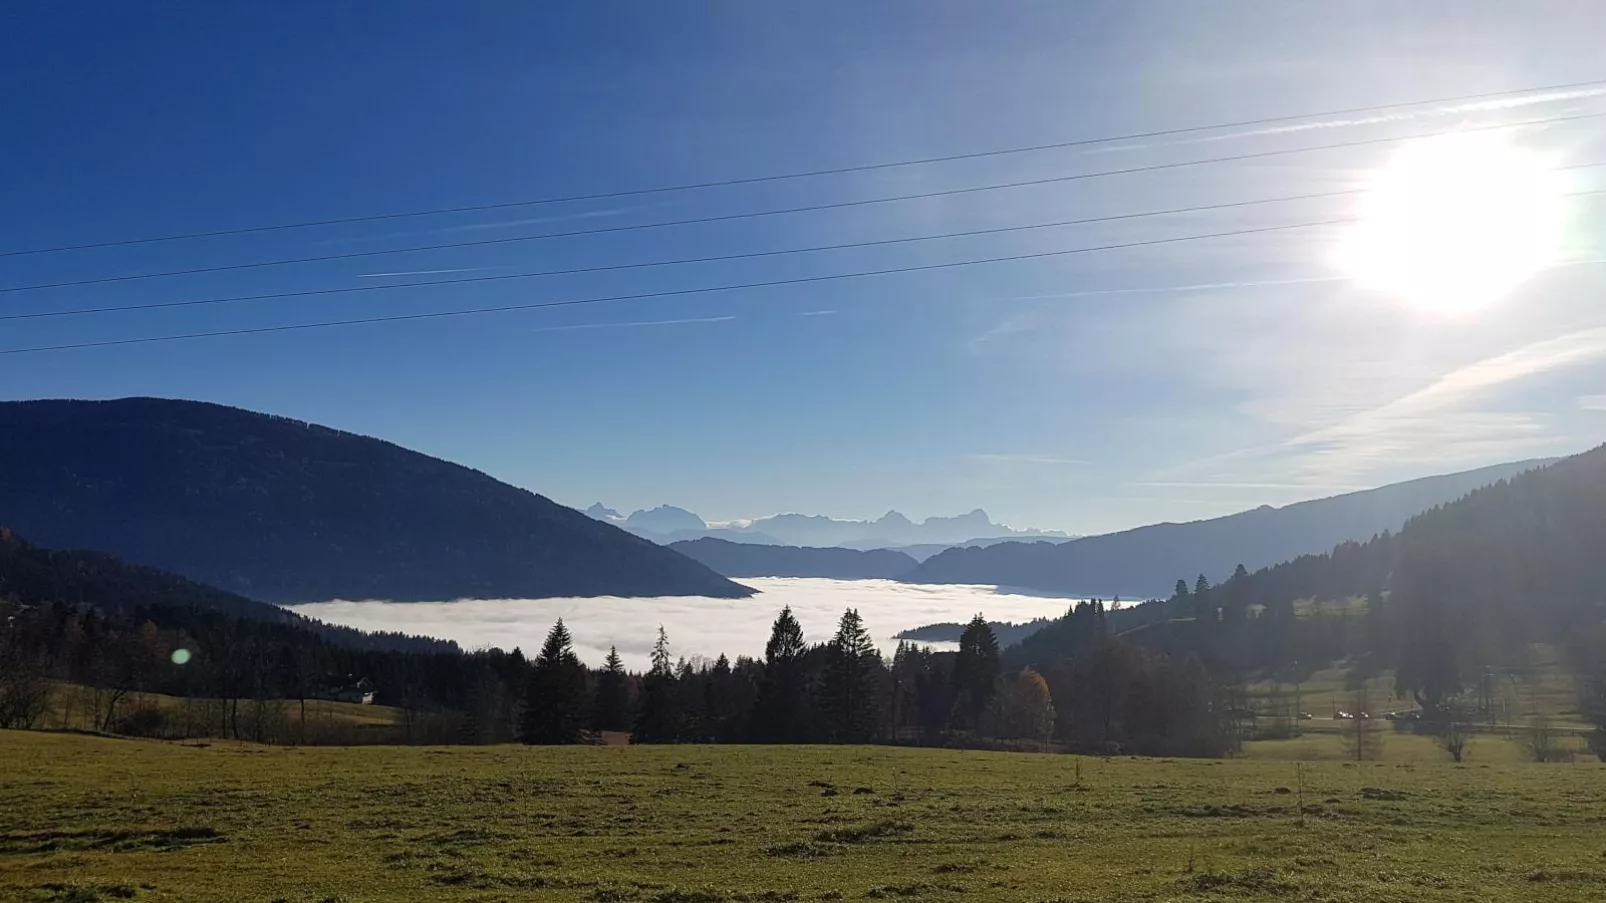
[1336,132,1564,314]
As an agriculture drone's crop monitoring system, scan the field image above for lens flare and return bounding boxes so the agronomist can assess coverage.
[1336,132,1564,314]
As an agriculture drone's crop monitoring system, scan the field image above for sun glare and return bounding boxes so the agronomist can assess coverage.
[1337,132,1563,314]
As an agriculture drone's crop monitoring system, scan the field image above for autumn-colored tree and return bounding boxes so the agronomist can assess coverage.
[997,668,1056,742]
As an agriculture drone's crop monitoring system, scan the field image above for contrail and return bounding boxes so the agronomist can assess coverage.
[1091,86,1606,153]
[357,267,505,278]
[995,275,1342,303]
[531,315,737,333]
[994,254,1606,304]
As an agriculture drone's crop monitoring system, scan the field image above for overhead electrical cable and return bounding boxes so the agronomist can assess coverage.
[3,77,1603,259]
[3,109,1604,295]
[7,179,1605,324]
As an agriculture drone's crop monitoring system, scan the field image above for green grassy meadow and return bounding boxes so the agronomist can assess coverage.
[5,731,1606,903]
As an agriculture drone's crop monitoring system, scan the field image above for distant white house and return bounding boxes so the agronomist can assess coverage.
[318,676,375,705]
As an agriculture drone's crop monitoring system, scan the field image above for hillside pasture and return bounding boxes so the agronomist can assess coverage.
[4,732,1606,902]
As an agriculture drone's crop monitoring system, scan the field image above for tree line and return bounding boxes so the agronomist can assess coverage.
[1117,445,1606,759]
[2,585,1238,757]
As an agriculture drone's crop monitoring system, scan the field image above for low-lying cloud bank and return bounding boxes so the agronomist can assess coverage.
[288,577,1080,670]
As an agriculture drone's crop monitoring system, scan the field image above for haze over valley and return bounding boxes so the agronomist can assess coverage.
[289,577,1080,670]
[583,502,1069,550]
[7,6,1606,899]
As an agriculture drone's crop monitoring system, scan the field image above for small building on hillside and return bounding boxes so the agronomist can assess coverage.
[317,676,375,705]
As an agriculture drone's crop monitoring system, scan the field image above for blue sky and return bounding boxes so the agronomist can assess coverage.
[3,2,1604,534]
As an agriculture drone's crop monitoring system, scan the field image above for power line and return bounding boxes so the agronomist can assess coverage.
[0,190,1374,322]
[0,215,1405,356]
[4,77,1604,259]
[6,109,1602,296]
[8,180,1605,324]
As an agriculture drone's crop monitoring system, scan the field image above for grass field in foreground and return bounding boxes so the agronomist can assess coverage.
[5,732,1606,902]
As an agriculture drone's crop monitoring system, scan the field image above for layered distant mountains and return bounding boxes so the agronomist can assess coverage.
[585,503,1068,549]
[669,537,918,579]
[905,459,1553,598]
[0,398,750,603]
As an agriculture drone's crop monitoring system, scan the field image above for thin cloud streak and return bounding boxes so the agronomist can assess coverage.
[1090,86,1606,153]
[988,257,1606,308]
[969,276,1337,353]
[320,205,656,245]
[426,206,646,234]
[967,453,1086,466]
[532,315,737,333]
[1320,327,1606,427]
[357,267,505,278]
[1128,481,1368,491]
[993,276,1341,304]
[1579,394,1606,411]
[1188,327,1606,485]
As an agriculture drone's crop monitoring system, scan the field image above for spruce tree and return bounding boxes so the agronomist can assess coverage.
[1193,574,1213,622]
[704,654,735,742]
[1172,579,1190,612]
[756,606,808,742]
[820,608,882,743]
[521,619,589,744]
[592,646,630,734]
[1219,564,1250,626]
[952,614,1000,730]
[632,626,681,743]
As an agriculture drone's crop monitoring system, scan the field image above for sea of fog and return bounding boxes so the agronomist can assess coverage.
[288,577,1085,669]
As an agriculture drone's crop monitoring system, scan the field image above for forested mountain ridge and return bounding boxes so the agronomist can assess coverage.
[1223,442,1606,653]
[1005,443,1606,727]
[1182,442,1606,613]
[905,458,1554,597]
[0,398,751,603]
[0,528,453,653]
[668,537,918,579]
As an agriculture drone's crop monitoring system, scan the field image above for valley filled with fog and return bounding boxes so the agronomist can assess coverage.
[287,578,1083,668]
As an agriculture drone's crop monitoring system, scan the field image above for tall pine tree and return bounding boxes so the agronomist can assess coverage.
[1193,574,1213,622]
[1171,579,1191,616]
[1222,564,1251,625]
[591,646,630,734]
[632,626,681,743]
[820,608,882,743]
[756,606,809,742]
[952,614,1000,730]
[521,619,589,744]
[703,654,738,742]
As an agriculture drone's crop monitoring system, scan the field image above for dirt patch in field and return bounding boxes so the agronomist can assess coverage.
[0,827,221,855]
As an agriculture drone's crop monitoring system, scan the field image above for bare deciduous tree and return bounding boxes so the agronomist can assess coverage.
[1343,686,1384,762]
[0,651,50,730]
[1521,714,1562,763]
[1439,704,1472,762]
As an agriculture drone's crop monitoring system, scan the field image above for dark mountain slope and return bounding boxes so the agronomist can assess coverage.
[0,528,453,653]
[1243,442,1606,644]
[1004,444,1606,682]
[0,398,750,603]
[669,537,918,579]
[905,458,1553,598]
